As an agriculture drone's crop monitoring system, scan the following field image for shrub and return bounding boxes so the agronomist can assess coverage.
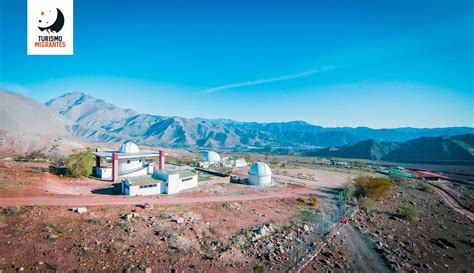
[392,176,409,187]
[308,194,320,207]
[353,176,391,200]
[344,184,356,202]
[358,196,375,211]
[295,208,319,224]
[87,218,105,225]
[3,206,29,215]
[254,263,267,273]
[66,149,95,178]
[417,183,433,193]
[398,200,418,221]
[13,154,28,162]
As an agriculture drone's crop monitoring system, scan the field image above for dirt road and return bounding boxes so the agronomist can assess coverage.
[338,223,390,273]
[428,183,474,221]
[0,185,314,207]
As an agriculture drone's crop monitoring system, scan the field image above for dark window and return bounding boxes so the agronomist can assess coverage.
[127,160,130,164]
[139,184,158,189]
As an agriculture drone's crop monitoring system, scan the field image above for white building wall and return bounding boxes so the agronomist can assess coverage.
[118,158,155,178]
[96,167,112,179]
[119,158,145,173]
[249,174,272,186]
[147,163,154,174]
[179,175,198,191]
[166,174,181,195]
[121,167,148,178]
[235,159,247,168]
[122,180,161,196]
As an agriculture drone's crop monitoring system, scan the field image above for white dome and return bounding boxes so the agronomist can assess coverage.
[249,162,272,176]
[248,162,272,186]
[119,142,140,153]
[203,151,221,162]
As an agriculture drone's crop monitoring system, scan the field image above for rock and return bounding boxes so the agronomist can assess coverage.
[265,242,274,250]
[252,234,262,242]
[167,234,195,252]
[431,238,456,249]
[278,246,285,254]
[145,268,152,273]
[122,212,140,222]
[255,226,268,236]
[321,251,333,258]
[47,234,59,240]
[183,212,201,223]
[175,217,184,224]
[222,202,243,211]
[72,207,87,214]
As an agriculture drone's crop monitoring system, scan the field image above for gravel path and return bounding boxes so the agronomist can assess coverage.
[338,223,390,273]
[428,183,474,221]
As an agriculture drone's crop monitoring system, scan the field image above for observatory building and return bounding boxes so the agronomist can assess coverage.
[200,150,221,169]
[203,150,221,162]
[93,142,165,182]
[222,157,248,168]
[248,161,272,186]
[200,151,247,169]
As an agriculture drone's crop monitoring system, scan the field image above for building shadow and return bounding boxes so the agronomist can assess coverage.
[91,183,122,195]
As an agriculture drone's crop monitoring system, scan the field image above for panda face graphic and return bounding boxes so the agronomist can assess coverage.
[38,8,65,33]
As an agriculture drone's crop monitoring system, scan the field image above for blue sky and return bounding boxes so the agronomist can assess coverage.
[0,0,472,128]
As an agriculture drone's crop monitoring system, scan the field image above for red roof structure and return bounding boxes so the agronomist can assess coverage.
[401,170,448,181]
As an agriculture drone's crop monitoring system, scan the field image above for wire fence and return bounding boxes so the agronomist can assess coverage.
[288,190,350,271]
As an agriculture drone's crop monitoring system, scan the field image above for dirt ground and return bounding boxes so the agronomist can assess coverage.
[305,181,474,273]
[0,162,354,207]
[0,197,320,272]
[3,160,472,272]
[0,161,357,272]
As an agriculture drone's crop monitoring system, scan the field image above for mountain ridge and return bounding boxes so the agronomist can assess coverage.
[43,91,474,151]
[0,90,71,135]
[306,134,474,163]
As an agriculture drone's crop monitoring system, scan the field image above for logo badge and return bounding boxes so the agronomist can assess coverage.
[28,0,73,55]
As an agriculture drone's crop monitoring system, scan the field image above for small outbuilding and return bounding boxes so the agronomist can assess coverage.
[122,169,198,196]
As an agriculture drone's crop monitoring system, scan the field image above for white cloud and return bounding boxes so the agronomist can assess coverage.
[200,66,341,94]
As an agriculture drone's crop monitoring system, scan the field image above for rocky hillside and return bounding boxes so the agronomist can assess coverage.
[306,134,474,163]
[0,90,85,156]
[45,92,474,151]
[0,90,71,135]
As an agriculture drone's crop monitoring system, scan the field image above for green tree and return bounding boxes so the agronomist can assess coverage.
[66,149,95,178]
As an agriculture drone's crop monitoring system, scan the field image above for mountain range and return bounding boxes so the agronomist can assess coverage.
[45,92,474,149]
[305,134,474,163]
[0,89,473,162]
